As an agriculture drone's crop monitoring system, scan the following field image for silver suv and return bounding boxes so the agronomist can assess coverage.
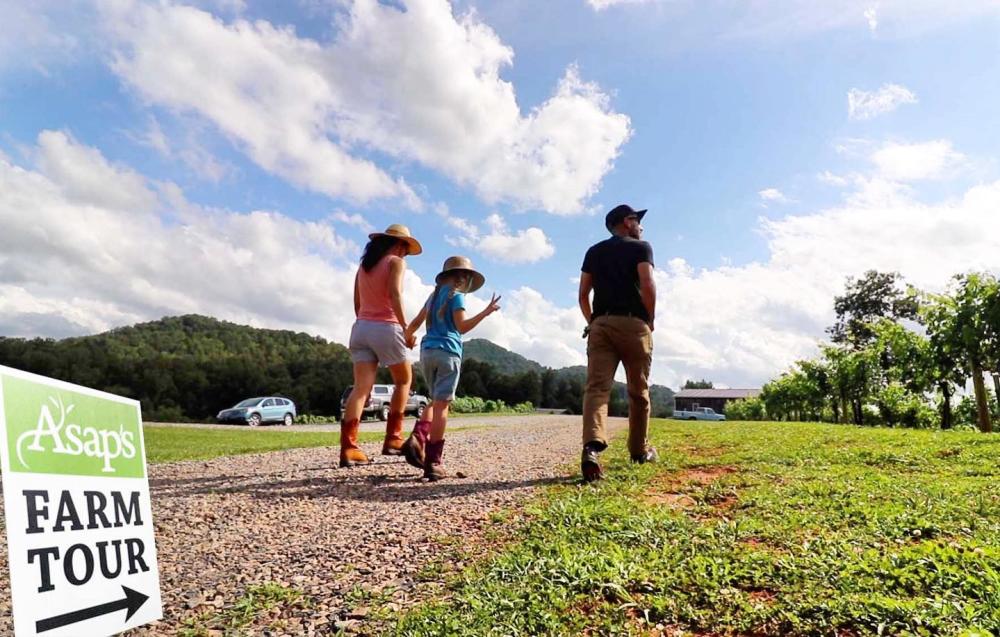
[340,385,429,421]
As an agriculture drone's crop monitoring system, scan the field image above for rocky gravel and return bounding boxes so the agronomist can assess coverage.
[0,415,625,636]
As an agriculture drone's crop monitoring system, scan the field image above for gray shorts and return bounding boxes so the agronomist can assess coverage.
[420,348,461,401]
[349,320,408,366]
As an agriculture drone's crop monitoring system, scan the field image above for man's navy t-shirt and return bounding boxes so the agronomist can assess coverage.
[581,235,654,322]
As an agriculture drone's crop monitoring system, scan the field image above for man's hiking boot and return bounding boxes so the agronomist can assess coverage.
[423,439,447,481]
[581,444,604,483]
[403,419,431,469]
[631,446,659,464]
[339,418,371,467]
[382,411,406,456]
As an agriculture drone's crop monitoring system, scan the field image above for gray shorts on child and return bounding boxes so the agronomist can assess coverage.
[349,320,408,366]
[420,348,461,401]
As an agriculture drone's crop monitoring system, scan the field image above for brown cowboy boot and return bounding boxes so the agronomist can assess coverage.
[339,418,370,467]
[423,439,447,481]
[402,419,431,469]
[382,411,405,455]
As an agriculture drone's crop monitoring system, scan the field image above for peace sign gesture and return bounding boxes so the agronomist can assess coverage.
[483,292,502,316]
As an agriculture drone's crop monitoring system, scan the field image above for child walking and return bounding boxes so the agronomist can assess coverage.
[403,256,500,481]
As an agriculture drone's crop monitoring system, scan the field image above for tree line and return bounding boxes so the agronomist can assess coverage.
[0,315,673,421]
[727,271,1000,431]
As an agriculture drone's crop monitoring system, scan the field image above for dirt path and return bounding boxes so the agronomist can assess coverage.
[0,415,624,635]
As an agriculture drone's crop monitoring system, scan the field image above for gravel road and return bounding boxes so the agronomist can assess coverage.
[0,415,625,636]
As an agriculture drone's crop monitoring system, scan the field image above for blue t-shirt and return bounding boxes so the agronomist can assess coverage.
[421,286,466,356]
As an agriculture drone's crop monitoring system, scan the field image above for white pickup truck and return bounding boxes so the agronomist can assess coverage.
[673,407,726,421]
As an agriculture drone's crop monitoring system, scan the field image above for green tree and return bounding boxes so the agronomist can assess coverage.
[920,291,971,429]
[828,270,918,348]
[683,379,714,389]
[951,273,998,433]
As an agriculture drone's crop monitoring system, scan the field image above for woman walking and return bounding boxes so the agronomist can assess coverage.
[403,256,500,480]
[340,224,422,468]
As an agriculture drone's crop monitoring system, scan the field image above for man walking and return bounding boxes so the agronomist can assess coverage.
[578,204,658,482]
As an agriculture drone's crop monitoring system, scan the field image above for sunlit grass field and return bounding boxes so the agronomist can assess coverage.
[395,420,1000,636]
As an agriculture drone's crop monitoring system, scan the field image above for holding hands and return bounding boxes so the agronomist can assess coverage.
[404,328,418,349]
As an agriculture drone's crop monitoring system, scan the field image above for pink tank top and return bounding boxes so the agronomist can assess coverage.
[357,256,398,323]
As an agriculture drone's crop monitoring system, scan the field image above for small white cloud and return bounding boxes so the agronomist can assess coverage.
[330,211,375,233]
[871,140,965,181]
[758,188,791,205]
[446,213,555,264]
[848,83,917,120]
[587,0,655,10]
[476,214,556,264]
[864,6,878,33]
[818,171,850,187]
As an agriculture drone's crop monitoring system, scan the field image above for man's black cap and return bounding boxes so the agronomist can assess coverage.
[605,204,647,232]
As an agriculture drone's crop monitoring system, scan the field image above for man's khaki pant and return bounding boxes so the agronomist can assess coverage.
[582,315,653,457]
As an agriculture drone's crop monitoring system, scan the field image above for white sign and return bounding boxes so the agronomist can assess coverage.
[0,365,162,636]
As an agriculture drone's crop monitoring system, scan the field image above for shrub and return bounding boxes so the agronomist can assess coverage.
[875,383,937,428]
[294,414,339,424]
[450,396,534,414]
[726,397,766,421]
[451,396,485,413]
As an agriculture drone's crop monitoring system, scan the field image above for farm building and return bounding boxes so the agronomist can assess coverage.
[674,388,761,415]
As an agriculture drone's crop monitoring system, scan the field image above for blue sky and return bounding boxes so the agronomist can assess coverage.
[2,0,1000,388]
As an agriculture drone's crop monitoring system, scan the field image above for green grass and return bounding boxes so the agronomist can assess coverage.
[143,426,382,463]
[393,420,1000,636]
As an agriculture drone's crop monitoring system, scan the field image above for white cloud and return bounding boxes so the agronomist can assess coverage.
[33,130,159,213]
[330,211,375,233]
[818,171,850,187]
[587,0,655,11]
[477,215,556,264]
[848,83,917,120]
[758,188,791,204]
[0,131,365,339]
[135,117,234,183]
[864,6,879,33]
[870,139,965,181]
[469,287,586,369]
[100,0,630,214]
[0,1,87,74]
[443,213,555,264]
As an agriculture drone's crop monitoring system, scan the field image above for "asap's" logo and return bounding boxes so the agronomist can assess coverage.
[16,395,138,473]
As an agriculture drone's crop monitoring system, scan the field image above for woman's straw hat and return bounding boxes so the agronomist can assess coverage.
[435,256,485,293]
[368,223,422,255]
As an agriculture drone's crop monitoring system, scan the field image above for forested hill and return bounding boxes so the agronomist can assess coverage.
[83,315,348,361]
[463,339,544,375]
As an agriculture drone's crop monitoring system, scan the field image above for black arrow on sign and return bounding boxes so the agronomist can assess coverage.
[36,585,149,633]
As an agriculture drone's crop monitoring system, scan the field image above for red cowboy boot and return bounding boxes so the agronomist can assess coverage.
[382,411,405,455]
[339,418,370,467]
[402,419,431,469]
[423,439,447,481]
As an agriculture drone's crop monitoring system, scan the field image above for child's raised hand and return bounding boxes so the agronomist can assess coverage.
[484,293,501,316]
